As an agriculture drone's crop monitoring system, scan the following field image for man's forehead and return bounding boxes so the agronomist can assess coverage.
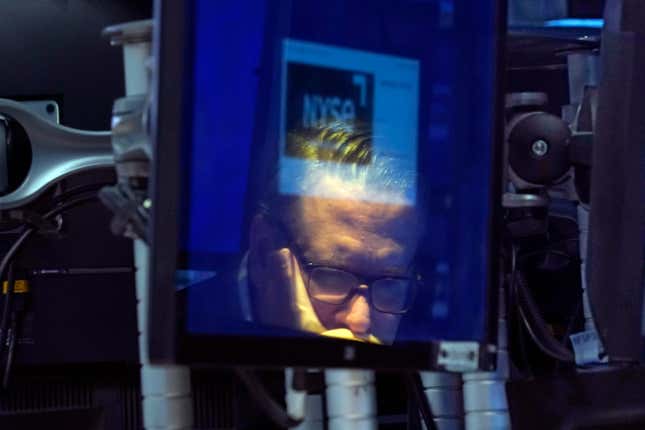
[281,194,419,273]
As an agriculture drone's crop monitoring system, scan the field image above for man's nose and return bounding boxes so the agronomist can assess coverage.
[344,285,371,335]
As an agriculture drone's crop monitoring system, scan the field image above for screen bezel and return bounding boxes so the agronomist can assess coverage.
[149,0,507,370]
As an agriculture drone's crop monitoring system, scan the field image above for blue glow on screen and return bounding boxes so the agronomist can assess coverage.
[182,0,498,343]
[184,0,267,254]
[545,18,604,28]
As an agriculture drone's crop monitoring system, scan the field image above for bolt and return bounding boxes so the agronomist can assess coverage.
[344,346,356,361]
[531,139,549,157]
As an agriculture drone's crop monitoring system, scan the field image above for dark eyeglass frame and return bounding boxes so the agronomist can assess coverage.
[299,261,418,315]
[262,212,419,315]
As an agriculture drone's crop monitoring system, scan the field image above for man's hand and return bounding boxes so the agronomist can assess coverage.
[253,247,326,334]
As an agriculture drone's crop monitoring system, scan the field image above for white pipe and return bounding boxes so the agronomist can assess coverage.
[463,283,510,430]
[420,372,463,430]
[124,43,151,96]
[577,204,597,332]
[116,22,193,430]
[135,240,193,430]
[325,369,377,430]
[285,368,324,430]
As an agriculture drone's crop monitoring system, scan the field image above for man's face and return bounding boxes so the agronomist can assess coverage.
[281,189,419,343]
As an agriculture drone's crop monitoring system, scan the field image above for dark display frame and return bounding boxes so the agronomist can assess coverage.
[148,0,507,370]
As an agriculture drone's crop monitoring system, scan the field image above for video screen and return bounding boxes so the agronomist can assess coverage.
[180,0,499,346]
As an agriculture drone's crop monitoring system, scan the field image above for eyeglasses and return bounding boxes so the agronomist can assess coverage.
[265,215,418,314]
[301,262,417,315]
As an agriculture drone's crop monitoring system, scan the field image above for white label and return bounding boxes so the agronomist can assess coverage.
[569,330,606,365]
[437,342,479,372]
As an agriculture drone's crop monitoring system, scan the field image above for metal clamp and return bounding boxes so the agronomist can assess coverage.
[0,98,113,210]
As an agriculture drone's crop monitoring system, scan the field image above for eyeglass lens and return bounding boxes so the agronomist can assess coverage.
[308,267,411,313]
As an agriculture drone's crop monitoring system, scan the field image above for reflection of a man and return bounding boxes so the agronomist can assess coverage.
[246,123,421,344]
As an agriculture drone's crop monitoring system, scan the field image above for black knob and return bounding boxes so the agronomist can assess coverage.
[508,112,571,185]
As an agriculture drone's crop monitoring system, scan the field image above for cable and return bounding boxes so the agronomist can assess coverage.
[2,308,16,389]
[235,368,303,428]
[509,247,535,376]
[51,183,109,205]
[0,194,98,386]
[513,270,575,363]
[514,248,637,369]
[0,261,15,356]
[563,297,582,346]
[0,194,98,282]
[517,249,579,264]
[507,275,533,377]
[0,182,106,233]
[509,245,575,363]
[405,372,439,430]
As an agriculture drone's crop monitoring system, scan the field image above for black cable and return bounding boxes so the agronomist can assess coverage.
[0,183,106,233]
[513,270,575,363]
[0,194,98,283]
[405,372,438,430]
[563,297,582,346]
[517,249,579,263]
[0,194,98,386]
[51,183,109,205]
[2,309,16,389]
[235,368,303,428]
[515,250,637,369]
[508,276,533,377]
[0,261,15,356]
[509,247,534,377]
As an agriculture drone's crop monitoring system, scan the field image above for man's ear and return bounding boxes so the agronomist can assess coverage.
[248,214,281,275]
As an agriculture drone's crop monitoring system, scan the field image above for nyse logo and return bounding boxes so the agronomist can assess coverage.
[285,62,374,163]
[302,94,356,128]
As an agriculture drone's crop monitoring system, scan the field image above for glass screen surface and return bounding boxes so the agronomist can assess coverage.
[180,0,499,346]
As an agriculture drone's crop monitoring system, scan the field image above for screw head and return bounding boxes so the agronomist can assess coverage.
[344,346,356,361]
[531,139,549,157]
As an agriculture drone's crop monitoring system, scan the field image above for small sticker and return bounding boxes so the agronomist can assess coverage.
[570,330,606,365]
[2,280,29,294]
[437,342,479,372]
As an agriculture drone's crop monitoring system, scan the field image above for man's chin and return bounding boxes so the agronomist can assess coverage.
[321,328,382,345]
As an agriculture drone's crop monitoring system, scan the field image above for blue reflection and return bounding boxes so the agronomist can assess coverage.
[545,18,604,28]
[182,0,499,343]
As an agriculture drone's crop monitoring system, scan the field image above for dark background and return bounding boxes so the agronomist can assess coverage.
[569,0,605,17]
[0,2,157,429]
[0,0,152,130]
[0,0,151,368]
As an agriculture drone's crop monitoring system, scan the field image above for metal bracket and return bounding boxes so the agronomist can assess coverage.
[437,341,480,372]
[0,98,113,210]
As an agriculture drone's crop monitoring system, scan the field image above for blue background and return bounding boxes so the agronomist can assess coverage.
[181,0,499,343]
